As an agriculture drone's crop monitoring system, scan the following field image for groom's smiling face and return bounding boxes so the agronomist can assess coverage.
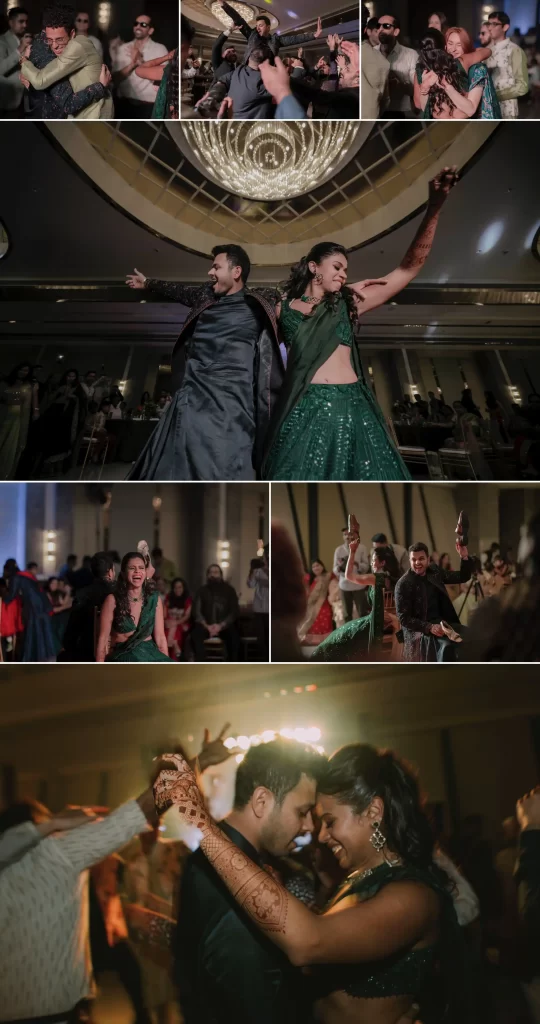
[260,774,317,857]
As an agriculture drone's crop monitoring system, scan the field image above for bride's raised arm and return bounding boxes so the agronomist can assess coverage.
[349,168,459,315]
[153,755,435,967]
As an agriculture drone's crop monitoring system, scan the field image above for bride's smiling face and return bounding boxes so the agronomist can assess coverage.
[309,253,348,293]
[446,32,464,58]
[317,793,379,871]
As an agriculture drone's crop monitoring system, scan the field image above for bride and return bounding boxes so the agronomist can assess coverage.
[97,542,172,662]
[153,745,472,1023]
[263,169,459,482]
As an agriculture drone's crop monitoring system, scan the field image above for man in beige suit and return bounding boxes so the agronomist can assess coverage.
[20,3,113,118]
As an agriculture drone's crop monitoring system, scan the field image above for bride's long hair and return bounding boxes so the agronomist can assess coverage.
[280,242,358,324]
[418,33,465,117]
[113,551,155,632]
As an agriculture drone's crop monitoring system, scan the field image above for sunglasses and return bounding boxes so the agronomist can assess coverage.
[378,22,395,29]
[134,20,151,27]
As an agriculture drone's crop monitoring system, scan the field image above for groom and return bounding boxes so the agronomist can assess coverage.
[173,737,325,1023]
[126,245,284,481]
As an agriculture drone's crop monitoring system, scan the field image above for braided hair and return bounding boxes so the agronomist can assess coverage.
[280,242,358,325]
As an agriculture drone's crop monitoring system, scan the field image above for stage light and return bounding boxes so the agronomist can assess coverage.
[280,689,288,695]
[224,736,236,749]
[183,121,359,201]
[293,687,303,693]
[237,735,250,750]
[305,684,317,692]
[261,730,275,742]
[47,531,56,539]
[235,753,245,764]
[152,496,162,511]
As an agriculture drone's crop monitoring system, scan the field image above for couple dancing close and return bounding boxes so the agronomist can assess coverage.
[153,737,473,1024]
[127,167,460,482]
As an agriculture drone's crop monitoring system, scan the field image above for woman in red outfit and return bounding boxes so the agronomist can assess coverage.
[298,559,336,644]
[163,578,192,661]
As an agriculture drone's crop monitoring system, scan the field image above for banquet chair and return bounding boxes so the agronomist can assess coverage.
[80,425,109,481]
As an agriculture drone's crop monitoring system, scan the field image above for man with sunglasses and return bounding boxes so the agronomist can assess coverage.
[485,10,528,119]
[376,13,417,117]
[112,13,168,118]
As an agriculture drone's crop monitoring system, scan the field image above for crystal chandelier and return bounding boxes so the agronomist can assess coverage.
[208,0,275,30]
[182,121,359,201]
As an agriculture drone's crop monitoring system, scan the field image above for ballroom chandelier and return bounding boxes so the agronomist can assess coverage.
[181,121,360,201]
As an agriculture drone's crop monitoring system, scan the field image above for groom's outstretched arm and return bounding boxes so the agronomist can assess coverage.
[350,167,459,314]
[126,269,209,308]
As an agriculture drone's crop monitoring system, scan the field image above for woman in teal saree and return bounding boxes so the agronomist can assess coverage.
[311,536,401,662]
[264,170,459,481]
[415,29,500,119]
[97,551,172,663]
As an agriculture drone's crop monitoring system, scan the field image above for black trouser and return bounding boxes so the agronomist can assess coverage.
[191,623,241,661]
[255,611,269,660]
[116,98,156,119]
[341,588,370,622]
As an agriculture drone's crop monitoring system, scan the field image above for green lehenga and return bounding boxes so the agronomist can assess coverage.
[107,592,173,663]
[311,574,386,661]
[264,298,409,482]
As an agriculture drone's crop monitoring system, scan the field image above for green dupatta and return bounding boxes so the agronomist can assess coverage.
[262,296,365,473]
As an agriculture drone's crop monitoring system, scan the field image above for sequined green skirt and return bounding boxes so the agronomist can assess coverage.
[265,382,410,481]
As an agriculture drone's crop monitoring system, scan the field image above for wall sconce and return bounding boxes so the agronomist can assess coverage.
[218,539,230,570]
[152,496,162,511]
[44,530,56,567]
[508,385,522,405]
[97,2,111,30]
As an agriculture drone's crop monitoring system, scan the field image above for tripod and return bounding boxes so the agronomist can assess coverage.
[458,572,484,621]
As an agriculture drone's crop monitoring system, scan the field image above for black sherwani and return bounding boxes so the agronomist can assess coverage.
[395,560,472,662]
[174,822,310,1024]
[128,282,284,481]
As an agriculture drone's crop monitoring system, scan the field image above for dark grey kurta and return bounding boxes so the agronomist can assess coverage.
[129,291,260,481]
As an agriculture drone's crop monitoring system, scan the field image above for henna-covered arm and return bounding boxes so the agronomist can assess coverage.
[349,168,459,314]
[153,755,436,966]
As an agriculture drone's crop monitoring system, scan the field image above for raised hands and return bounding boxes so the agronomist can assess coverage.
[126,269,147,289]
[314,16,323,38]
[153,752,209,827]
[428,166,459,207]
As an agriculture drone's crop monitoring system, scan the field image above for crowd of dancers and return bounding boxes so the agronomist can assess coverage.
[0,543,269,664]
[362,6,533,119]
[181,8,359,120]
[272,511,540,663]
[2,731,540,1023]
[0,3,178,120]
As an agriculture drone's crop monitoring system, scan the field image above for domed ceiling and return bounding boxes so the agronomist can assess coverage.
[46,120,498,267]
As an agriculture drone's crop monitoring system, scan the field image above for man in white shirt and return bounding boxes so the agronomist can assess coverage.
[377,13,417,116]
[0,789,158,1022]
[0,5,28,114]
[74,10,103,59]
[333,525,370,621]
[113,12,168,117]
[371,532,409,575]
[486,10,528,119]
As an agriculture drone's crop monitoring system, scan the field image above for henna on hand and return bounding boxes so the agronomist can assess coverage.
[153,753,209,828]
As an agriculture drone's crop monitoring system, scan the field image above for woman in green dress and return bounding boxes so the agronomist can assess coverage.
[0,363,38,480]
[97,551,172,663]
[312,535,401,662]
[264,169,459,481]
